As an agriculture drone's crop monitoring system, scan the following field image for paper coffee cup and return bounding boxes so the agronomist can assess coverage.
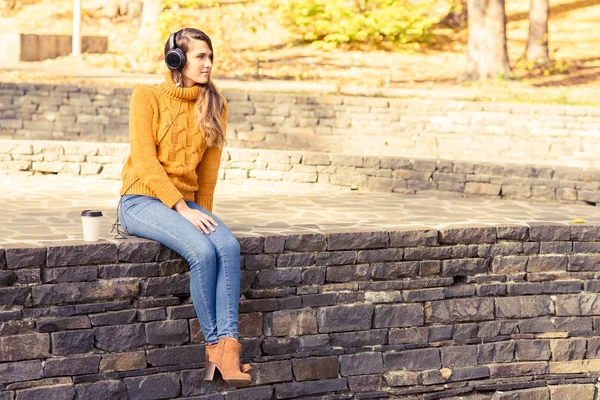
[81,210,103,242]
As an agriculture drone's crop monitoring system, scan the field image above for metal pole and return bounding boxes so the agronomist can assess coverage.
[72,0,82,56]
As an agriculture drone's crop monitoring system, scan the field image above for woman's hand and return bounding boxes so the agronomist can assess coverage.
[174,199,218,234]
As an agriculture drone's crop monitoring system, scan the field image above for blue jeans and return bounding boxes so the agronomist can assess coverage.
[119,194,241,343]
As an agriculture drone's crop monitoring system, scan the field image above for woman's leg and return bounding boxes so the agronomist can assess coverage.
[119,195,221,343]
[184,201,241,340]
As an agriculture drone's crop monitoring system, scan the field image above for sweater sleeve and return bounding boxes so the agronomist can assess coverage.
[195,99,227,212]
[129,86,183,208]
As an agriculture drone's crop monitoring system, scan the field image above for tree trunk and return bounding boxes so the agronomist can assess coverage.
[464,0,511,81]
[138,0,161,44]
[525,0,550,63]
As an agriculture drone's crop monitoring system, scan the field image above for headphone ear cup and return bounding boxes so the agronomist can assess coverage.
[165,48,186,71]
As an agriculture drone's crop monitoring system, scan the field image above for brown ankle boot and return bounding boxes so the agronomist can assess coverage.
[204,338,251,388]
[205,342,252,373]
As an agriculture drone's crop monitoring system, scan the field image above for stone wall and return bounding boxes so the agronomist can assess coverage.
[3,139,600,206]
[2,225,600,399]
[2,82,600,168]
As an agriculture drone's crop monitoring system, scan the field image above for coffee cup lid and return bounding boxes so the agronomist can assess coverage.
[81,210,103,217]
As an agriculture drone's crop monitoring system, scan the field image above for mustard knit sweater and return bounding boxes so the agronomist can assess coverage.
[120,72,228,212]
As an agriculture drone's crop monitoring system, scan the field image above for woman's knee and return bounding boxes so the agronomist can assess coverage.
[185,244,217,267]
[221,231,240,254]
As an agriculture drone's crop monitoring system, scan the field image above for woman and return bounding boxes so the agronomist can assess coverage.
[117,28,251,388]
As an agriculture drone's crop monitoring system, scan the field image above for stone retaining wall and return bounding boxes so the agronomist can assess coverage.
[2,225,600,399]
[3,139,600,206]
[2,82,600,168]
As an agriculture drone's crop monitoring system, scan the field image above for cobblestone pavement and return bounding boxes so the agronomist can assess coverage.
[2,174,600,245]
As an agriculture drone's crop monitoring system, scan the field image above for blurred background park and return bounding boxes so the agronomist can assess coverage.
[1,0,600,105]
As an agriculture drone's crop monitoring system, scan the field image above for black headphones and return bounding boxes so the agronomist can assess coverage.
[165,30,186,71]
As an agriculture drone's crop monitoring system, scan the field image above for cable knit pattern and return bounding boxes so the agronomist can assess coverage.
[120,72,228,212]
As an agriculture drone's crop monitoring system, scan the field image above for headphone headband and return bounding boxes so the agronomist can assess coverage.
[169,30,181,50]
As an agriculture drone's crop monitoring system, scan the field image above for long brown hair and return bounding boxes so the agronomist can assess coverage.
[164,28,226,148]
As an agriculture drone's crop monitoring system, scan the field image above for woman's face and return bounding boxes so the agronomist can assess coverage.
[181,39,213,87]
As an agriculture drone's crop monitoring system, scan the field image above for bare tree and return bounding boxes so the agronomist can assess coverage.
[463,0,511,81]
[138,0,161,44]
[525,0,550,63]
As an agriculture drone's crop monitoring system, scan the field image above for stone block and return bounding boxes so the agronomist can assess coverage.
[140,275,189,297]
[373,304,423,328]
[89,309,137,326]
[492,387,549,400]
[550,338,587,361]
[568,254,600,271]
[326,231,388,251]
[441,258,489,276]
[252,360,293,385]
[266,308,317,337]
[0,287,29,309]
[3,245,46,269]
[384,348,441,371]
[94,324,145,352]
[330,329,388,347]
[145,319,189,345]
[314,251,357,266]
[147,345,204,367]
[464,182,501,196]
[340,352,383,376]
[117,239,161,263]
[549,384,595,400]
[276,253,315,268]
[98,263,160,279]
[489,361,548,378]
[556,294,600,316]
[441,345,478,368]
[44,354,100,377]
[14,384,75,400]
[301,293,336,307]
[50,329,94,355]
[403,288,445,302]
[42,266,98,283]
[45,242,117,267]
[347,375,382,393]
[124,373,180,400]
[383,370,419,387]
[33,279,139,306]
[0,360,43,384]
[273,378,347,399]
[36,316,91,333]
[257,268,303,288]
[571,225,600,241]
[293,356,339,381]
[226,387,274,400]
[495,296,554,319]
[0,333,49,362]
[477,341,515,363]
[529,225,571,241]
[357,248,403,263]
[389,228,438,247]
[99,351,146,373]
[439,226,496,244]
[515,340,551,361]
[75,380,127,400]
[370,261,419,279]
[317,304,374,333]
[326,264,369,283]
[527,255,568,272]
[284,234,326,251]
[426,298,494,323]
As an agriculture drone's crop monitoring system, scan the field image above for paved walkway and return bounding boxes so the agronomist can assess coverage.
[1,174,600,245]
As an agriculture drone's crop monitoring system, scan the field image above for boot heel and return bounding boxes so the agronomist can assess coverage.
[203,361,216,381]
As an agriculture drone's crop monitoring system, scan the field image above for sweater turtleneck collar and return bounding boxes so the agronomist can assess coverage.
[159,71,200,101]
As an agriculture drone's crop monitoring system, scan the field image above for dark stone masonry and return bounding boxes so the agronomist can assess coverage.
[2,225,600,399]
